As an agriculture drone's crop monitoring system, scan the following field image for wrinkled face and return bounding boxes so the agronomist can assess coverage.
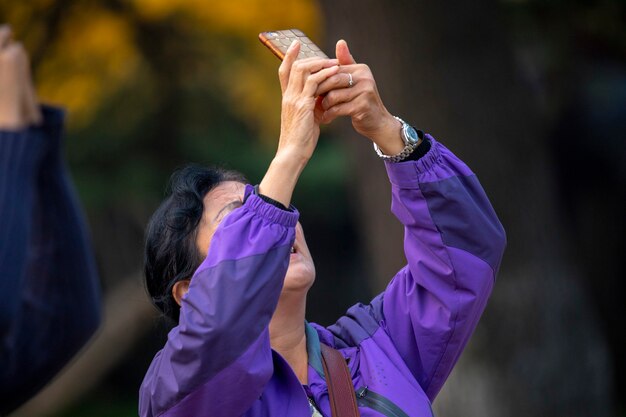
[195,181,315,294]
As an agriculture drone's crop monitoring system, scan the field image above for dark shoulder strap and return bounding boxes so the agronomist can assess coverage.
[320,343,361,417]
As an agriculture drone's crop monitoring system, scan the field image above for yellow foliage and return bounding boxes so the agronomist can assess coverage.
[125,0,323,141]
[2,0,323,141]
[129,0,320,34]
[36,9,139,127]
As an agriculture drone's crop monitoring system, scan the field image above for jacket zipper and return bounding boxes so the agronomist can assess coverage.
[355,387,411,417]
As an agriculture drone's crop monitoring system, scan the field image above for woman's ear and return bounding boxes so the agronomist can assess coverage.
[172,279,191,307]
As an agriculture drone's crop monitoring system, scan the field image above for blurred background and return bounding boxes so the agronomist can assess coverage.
[1,0,624,416]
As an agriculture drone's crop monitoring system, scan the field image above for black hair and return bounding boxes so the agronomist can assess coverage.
[144,164,247,323]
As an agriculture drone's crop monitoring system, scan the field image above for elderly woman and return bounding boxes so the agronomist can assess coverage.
[139,39,506,417]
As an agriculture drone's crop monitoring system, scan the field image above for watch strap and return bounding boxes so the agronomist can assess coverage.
[373,116,423,163]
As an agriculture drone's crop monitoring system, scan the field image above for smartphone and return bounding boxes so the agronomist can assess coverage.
[259,29,328,61]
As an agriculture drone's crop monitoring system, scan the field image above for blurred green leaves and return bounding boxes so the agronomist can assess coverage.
[0,0,348,213]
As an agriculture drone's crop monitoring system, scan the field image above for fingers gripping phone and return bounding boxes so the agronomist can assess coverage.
[259,29,328,60]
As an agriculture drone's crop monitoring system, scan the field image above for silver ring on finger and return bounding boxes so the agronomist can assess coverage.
[348,73,354,88]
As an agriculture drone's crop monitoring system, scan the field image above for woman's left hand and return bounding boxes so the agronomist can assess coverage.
[315,40,405,156]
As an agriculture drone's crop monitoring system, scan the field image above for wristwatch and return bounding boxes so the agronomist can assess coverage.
[373,116,421,163]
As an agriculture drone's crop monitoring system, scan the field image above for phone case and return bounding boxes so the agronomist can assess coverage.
[259,29,328,61]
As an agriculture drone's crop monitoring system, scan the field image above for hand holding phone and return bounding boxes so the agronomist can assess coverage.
[259,29,328,61]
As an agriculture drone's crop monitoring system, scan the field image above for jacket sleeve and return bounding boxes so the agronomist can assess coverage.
[0,106,101,412]
[139,185,298,417]
[377,136,505,401]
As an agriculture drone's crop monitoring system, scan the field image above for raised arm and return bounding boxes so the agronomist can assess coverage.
[139,188,299,417]
[0,106,102,411]
[0,29,100,413]
[378,137,506,401]
[139,42,341,417]
[318,40,506,401]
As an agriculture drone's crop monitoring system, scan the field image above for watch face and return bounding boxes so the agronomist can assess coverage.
[403,124,420,145]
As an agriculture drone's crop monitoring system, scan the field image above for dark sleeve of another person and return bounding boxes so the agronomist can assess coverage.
[0,106,101,414]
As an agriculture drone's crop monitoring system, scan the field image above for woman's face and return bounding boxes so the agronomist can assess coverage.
[195,181,316,293]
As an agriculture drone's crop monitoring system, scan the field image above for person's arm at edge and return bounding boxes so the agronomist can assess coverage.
[30,104,101,349]
[0,112,45,351]
[0,105,101,412]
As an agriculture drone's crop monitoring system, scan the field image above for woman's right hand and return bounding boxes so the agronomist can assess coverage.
[259,41,339,207]
[276,41,338,162]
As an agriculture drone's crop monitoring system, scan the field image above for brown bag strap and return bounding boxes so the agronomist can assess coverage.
[320,343,361,417]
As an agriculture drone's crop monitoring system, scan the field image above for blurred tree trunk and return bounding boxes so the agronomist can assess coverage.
[319,1,613,416]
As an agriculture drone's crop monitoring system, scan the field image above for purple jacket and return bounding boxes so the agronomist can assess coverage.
[139,137,506,417]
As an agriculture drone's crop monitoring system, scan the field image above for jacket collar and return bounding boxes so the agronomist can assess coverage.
[305,321,325,379]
